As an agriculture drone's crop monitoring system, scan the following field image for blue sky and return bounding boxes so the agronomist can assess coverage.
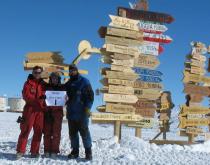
[0,0,210,110]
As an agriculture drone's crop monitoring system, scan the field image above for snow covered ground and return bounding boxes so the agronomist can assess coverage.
[0,112,210,165]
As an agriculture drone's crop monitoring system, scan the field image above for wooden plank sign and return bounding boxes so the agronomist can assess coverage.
[191,54,206,62]
[184,84,210,96]
[108,85,134,95]
[111,53,133,60]
[185,66,205,75]
[128,118,155,128]
[106,44,139,57]
[112,59,134,67]
[109,15,139,31]
[118,7,174,24]
[134,80,163,89]
[91,113,143,122]
[134,55,160,69]
[143,32,172,44]
[134,99,156,109]
[105,103,135,114]
[138,20,168,34]
[111,65,134,73]
[179,105,210,116]
[187,114,206,119]
[105,36,143,47]
[138,75,162,83]
[107,78,134,87]
[137,42,162,56]
[189,94,203,103]
[133,68,162,76]
[183,71,210,84]
[105,71,138,80]
[103,93,138,104]
[186,127,203,135]
[160,103,170,111]
[98,26,144,40]
[135,108,155,118]
[134,89,160,100]
[192,46,207,55]
[179,117,210,128]
[190,59,205,67]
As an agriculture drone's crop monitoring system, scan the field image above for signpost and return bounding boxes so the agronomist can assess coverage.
[143,33,172,44]
[134,55,160,69]
[138,75,162,83]
[128,118,155,128]
[103,93,138,104]
[138,21,168,34]
[133,68,162,76]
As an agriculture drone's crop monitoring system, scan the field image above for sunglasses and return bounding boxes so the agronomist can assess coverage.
[33,71,42,75]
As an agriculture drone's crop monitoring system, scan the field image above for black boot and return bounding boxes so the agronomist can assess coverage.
[85,148,92,160]
[68,148,79,159]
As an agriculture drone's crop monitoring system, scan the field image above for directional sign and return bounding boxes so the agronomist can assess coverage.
[106,78,134,87]
[185,66,205,75]
[187,114,206,119]
[138,75,162,83]
[111,53,133,60]
[109,15,139,31]
[184,84,210,96]
[143,32,172,44]
[192,46,207,55]
[128,118,155,128]
[108,85,134,95]
[91,113,143,122]
[105,36,143,47]
[138,21,168,34]
[105,103,135,114]
[134,54,160,69]
[118,7,174,24]
[137,41,163,56]
[98,26,144,40]
[103,93,138,104]
[106,44,139,57]
[105,71,138,80]
[134,99,156,109]
[135,108,155,118]
[186,127,203,135]
[133,68,162,76]
[111,65,134,73]
[160,103,170,111]
[189,94,203,103]
[134,80,163,89]
[112,59,134,67]
[190,59,205,67]
[179,105,210,116]
[183,71,210,84]
[191,54,206,61]
[134,88,160,100]
[179,117,210,128]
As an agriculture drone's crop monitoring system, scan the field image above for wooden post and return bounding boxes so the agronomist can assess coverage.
[135,128,141,138]
[188,134,194,144]
[163,121,167,140]
[114,121,121,142]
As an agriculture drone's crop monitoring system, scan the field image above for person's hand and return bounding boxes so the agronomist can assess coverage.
[84,108,91,117]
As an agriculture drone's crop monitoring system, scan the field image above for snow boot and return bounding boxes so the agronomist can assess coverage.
[68,148,79,159]
[85,148,92,160]
[44,152,50,158]
[16,152,24,159]
[30,154,40,158]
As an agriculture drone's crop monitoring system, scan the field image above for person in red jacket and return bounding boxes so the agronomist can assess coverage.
[43,72,65,158]
[16,66,46,159]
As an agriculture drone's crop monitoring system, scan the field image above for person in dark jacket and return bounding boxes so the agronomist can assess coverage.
[43,72,65,158]
[16,66,46,159]
[65,64,94,160]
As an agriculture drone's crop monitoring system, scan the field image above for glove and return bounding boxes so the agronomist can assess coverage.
[84,108,91,117]
[17,116,25,124]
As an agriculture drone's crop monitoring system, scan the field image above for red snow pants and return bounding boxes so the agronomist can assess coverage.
[43,109,63,154]
[16,109,44,154]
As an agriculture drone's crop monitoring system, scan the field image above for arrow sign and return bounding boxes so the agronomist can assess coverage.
[109,15,139,31]
[104,103,136,114]
[134,80,163,89]
[108,85,135,95]
[112,59,135,67]
[134,55,160,69]
[138,75,162,83]
[118,7,174,24]
[105,70,138,80]
[98,26,144,40]
[138,21,168,34]
[111,65,134,73]
[143,32,172,44]
[179,117,210,128]
[128,118,155,128]
[184,84,210,96]
[137,41,164,56]
[133,68,162,76]
[103,93,138,104]
[179,105,210,116]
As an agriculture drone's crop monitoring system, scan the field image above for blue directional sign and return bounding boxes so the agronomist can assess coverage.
[133,68,163,77]
[138,75,162,83]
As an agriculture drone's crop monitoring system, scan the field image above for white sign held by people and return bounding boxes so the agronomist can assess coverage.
[45,91,67,106]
